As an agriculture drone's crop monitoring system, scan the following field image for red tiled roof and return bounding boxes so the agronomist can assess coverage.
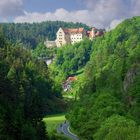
[67,77,77,82]
[62,28,85,34]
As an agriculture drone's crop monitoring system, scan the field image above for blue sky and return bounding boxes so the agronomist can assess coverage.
[23,0,85,12]
[0,0,140,29]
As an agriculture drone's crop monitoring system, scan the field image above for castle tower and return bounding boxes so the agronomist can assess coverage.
[91,27,97,38]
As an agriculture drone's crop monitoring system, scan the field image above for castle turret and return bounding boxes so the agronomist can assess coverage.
[91,27,97,38]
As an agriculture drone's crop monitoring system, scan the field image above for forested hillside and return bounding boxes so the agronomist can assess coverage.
[0,34,65,140]
[68,17,140,140]
[0,21,89,49]
[50,39,93,83]
[1,16,140,140]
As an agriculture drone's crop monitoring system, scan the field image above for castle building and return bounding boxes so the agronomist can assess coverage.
[55,27,86,47]
[44,27,105,48]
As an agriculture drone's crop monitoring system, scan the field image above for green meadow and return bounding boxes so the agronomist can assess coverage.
[43,114,65,133]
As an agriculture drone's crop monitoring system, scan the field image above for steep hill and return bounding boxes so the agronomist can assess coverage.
[68,16,140,140]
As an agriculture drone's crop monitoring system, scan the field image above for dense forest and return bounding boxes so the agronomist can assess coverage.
[32,42,56,59]
[67,17,140,139]
[0,21,89,49]
[0,34,66,139]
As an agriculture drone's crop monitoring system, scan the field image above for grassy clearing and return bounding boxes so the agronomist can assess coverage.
[43,114,65,133]
[63,94,75,99]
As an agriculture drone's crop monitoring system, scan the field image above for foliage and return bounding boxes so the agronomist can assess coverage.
[94,115,140,140]
[0,35,65,139]
[50,39,93,83]
[32,42,56,59]
[49,132,71,140]
[68,93,124,139]
[67,16,140,139]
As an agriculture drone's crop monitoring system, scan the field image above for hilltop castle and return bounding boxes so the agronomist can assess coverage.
[44,27,104,48]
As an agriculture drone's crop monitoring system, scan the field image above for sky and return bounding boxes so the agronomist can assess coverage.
[0,0,140,29]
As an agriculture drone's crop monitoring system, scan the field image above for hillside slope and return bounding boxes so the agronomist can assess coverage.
[0,34,66,139]
[68,16,140,140]
[50,39,93,83]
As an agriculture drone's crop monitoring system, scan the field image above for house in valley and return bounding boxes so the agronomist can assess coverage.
[62,76,78,92]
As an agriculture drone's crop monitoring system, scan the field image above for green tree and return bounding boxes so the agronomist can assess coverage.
[94,115,140,140]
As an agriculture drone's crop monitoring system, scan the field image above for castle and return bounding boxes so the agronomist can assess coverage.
[44,27,104,48]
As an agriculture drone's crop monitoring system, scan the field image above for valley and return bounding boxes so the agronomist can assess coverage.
[1,16,140,140]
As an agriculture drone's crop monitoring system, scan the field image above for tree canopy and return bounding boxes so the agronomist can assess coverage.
[67,16,140,140]
[0,35,65,139]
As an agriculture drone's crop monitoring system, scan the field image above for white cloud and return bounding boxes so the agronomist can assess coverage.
[14,0,140,29]
[83,0,140,28]
[14,9,95,26]
[131,0,140,15]
[0,0,24,19]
